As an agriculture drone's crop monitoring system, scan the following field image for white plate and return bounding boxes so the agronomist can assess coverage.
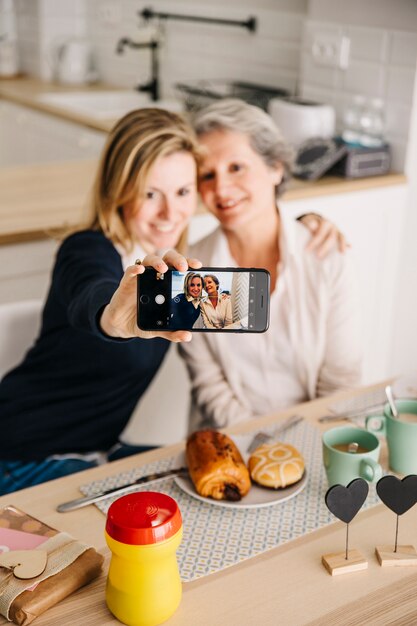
[174,434,307,509]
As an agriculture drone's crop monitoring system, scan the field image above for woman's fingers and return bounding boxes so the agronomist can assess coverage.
[306,221,334,257]
[314,222,350,258]
[114,264,143,297]
[101,262,196,342]
[186,257,203,270]
[305,219,350,258]
[140,329,192,343]
[155,330,192,343]
[141,254,169,273]
[162,250,203,271]
[337,231,350,253]
[140,251,203,274]
[161,250,188,271]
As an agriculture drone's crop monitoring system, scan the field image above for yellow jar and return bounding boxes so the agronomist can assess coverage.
[105,491,183,626]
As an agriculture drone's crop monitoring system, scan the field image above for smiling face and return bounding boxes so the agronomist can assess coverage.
[122,151,197,252]
[197,129,283,232]
[187,276,203,298]
[204,276,218,296]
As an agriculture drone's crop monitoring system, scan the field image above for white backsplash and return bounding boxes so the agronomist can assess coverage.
[11,0,417,170]
[14,0,87,81]
[300,20,417,170]
[84,0,305,97]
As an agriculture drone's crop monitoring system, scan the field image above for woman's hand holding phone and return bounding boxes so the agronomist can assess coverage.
[138,262,270,333]
[99,250,202,343]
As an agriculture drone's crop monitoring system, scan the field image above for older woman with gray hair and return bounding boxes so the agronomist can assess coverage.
[180,98,362,432]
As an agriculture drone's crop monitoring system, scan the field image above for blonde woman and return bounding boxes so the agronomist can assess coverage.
[0,108,203,494]
[0,106,345,494]
[171,271,204,329]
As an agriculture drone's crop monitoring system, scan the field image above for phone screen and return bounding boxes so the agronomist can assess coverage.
[137,267,270,332]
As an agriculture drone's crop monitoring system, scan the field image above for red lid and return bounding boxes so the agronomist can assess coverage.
[105,492,182,545]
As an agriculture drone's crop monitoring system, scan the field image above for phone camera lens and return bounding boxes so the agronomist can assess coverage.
[139,295,150,304]
[156,320,163,326]
[155,294,165,305]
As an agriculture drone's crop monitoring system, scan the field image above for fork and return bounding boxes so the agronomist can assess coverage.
[246,414,304,453]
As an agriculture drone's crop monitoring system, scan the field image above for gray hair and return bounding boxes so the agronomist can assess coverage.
[192,99,295,198]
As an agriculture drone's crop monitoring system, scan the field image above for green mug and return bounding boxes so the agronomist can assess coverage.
[322,426,382,486]
[366,399,417,474]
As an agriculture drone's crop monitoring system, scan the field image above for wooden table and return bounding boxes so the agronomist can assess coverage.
[1,383,417,626]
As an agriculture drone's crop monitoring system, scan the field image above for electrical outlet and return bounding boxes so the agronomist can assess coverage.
[98,3,122,26]
[312,34,350,70]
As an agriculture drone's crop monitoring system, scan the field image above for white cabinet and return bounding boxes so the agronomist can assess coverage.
[281,183,408,385]
[0,100,106,167]
[0,239,58,305]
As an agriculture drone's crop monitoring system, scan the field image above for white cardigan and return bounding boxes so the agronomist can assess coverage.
[180,211,363,432]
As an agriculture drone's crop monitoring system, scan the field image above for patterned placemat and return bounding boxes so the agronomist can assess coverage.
[80,420,380,582]
[327,387,387,419]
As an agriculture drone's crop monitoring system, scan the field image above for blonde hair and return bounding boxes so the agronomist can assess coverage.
[183,272,203,297]
[82,108,203,252]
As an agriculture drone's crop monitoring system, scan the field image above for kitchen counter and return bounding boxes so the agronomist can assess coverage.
[0,158,406,245]
[0,76,119,132]
[0,160,96,244]
[0,76,407,244]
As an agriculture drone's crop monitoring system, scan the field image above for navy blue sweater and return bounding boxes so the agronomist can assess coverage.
[0,231,168,461]
[170,294,201,330]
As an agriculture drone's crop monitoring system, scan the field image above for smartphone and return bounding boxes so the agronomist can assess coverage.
[137,267,270,332]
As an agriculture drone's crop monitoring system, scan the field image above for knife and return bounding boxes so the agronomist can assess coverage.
[57,467,188,513]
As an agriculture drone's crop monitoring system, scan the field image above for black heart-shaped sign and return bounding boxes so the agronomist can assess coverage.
[325,478,369,524]
[376,475,417,515]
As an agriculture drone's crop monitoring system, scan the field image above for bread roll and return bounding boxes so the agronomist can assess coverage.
[186,430,251,501]
[248,442,304,489]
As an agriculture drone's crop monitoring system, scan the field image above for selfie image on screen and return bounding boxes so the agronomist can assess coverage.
[169,270,250,330]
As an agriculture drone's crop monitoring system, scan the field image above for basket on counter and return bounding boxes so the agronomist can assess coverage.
[175,80,290,112]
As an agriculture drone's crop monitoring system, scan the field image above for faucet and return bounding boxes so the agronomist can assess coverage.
[116,37,159,101]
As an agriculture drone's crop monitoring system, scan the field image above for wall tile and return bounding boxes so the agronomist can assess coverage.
[86,0,304,97]
[386,65,416,102]
[299,17,417,172]
[385,101,412,138]
[302,20,343,52]
[346,25,388,63]
[342,61,385,97]
[15,0,38,19]
[12,0,417,173]
[390,31,417,66]
[39,0,87,18]
[257,10,304,41]
[300,51,338,89]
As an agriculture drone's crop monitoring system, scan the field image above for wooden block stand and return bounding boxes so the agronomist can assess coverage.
[322,548,368,576]
[375,545,417,567]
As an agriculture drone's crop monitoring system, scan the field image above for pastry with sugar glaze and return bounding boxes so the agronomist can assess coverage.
[248,442,304,489]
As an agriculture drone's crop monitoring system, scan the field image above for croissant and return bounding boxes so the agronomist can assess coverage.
[186,430,251,501]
